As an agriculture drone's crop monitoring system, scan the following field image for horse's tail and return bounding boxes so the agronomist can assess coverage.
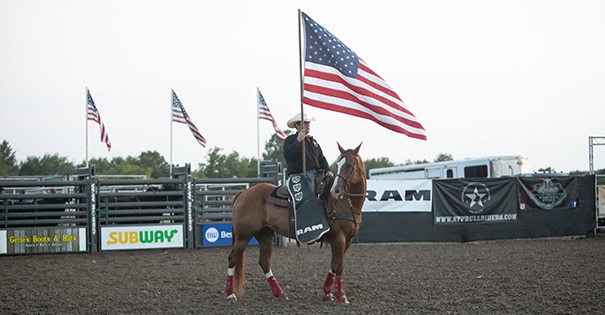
[234,251,245,296]
[230,192,245,297]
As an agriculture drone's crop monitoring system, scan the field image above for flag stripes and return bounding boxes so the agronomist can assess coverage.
[86,89,112,151]
[171,89,207,148]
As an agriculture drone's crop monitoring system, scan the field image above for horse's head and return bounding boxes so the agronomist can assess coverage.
[330,142,366,201]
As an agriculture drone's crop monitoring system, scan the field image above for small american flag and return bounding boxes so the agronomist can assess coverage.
[257,88,286,141]
[171,89,207,148]
[86,89,112,151]
[301,12,426,140]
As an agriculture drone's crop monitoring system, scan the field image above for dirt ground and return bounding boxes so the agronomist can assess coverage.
[1,234,604,314]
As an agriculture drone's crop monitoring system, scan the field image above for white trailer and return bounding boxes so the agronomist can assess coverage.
[369,155,529,180]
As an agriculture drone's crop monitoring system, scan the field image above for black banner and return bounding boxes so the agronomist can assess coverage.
[433,178,518,224]
[517,176,578,210]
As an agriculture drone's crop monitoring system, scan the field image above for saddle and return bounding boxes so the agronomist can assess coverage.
[267,175,333,208]
[267,175,334,244]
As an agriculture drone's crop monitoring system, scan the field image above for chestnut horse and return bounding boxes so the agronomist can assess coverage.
[225,143,366,303]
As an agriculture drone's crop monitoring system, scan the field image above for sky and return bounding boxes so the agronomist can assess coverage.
[1,0,604,173]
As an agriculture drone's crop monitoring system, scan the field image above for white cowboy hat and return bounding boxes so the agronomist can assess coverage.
[287,112,316,128]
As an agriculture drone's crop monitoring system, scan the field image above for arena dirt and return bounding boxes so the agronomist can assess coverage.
[1,234,603,314]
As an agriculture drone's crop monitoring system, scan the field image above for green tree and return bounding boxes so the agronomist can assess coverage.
[434,153,454,162]
[136,150,169,178]
[403,158,430,165]
[19,153,74,176]
[195,147,254,178]
[356,157,395,178]
[0,140,19,176]
[262,131,291,170]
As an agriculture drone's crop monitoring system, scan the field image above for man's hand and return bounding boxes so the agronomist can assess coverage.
[297,130,307,142]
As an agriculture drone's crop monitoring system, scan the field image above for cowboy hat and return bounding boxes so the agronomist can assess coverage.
[287,113,316,128]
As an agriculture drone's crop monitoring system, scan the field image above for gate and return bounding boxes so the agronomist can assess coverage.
[0,177,92,255]
[97,178,189,251]
[193,178,276,248]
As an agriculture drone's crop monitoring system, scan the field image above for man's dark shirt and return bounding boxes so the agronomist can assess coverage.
[283,132,330,176]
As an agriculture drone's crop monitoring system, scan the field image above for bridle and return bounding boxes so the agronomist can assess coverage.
[327,153,365,226]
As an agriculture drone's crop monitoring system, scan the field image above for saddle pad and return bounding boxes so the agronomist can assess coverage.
[287,174,330,244]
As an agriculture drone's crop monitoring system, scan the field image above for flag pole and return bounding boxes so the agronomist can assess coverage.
[85,87,89,167]
[169,89,174,176]
[256,88,261,176]
[297,9,306,176]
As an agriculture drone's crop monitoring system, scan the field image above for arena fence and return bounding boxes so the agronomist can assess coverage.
[1,167,277,255]
[1,168,601,255]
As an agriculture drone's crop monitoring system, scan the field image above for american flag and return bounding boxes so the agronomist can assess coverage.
[301,12,426,140]
[257,88,287,141]
[86,89,112,151]
[171,89,207,148]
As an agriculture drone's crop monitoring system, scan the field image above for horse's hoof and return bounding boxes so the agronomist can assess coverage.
[276,292,289,300]
[336,295,349,304]
[227,293,237,302]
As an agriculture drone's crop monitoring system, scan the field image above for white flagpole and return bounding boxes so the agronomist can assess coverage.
[297,9,306,175]
[256,87,261,176]
[170,89,174,176]
[85,87,89,167]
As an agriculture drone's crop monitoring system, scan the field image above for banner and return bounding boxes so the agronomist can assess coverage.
[518,176,578,210]
[599,185,605,217]
[433,178,518,224]
[362,179,432,212]
[1,227,87,254]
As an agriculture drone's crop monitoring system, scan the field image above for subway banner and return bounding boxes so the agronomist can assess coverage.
[1,227,87,254]
[433,178,518,224]
[101,225,184,251]
[362,179,432,212]
[517,176,578,210]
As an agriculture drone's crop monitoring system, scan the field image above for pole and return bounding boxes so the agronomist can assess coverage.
[85,87,89,167]
[170,89,174,176]
[256,87,261,176]
[297,9,306,175]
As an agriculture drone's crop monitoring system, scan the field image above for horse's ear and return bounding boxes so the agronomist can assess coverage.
[337,142,345,153]
[354,142,362,154]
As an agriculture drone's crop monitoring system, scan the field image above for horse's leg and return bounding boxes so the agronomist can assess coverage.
[326,234,351,304]
[256,227,288,299]
[226,237,250,301]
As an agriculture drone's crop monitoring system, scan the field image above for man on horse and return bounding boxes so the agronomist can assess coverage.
[283,112,333,244]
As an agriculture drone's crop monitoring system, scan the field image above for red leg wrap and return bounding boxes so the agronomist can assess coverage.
[334,275,349,304]
[266,276,288,299]
[225,275,234,297]
[322,272,336,301]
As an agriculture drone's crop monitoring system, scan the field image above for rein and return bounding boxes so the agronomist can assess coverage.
[327,155,365,226]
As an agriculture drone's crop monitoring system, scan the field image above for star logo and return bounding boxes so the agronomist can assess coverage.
[461,182,491,214]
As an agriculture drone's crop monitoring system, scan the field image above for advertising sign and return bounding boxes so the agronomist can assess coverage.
[101,225,184,251]
[1,227,87,254]
[202,223,258,247]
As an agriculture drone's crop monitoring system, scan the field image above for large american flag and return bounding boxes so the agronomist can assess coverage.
[86,89,112,151]
[171,89,207,148]
[257,88,287,141]
[301,12,426,140]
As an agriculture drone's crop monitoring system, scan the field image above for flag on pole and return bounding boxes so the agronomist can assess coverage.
[171,89,207,148]
[257,88,287,141]
[300,12,427,140]
[86,89,112,151]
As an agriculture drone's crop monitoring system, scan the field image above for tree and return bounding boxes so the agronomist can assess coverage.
[358,157,396,178]
[19,153,74,176]
[434,153,454,162]
[136,151,170,178]
[195,147,254,178]
[262,131,291,170]
[0,140,19,176]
